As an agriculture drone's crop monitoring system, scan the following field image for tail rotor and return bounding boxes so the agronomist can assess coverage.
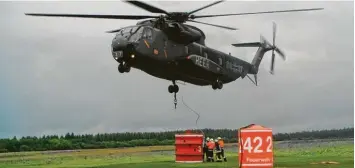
[268,22,285,75]
[231,22,287,86]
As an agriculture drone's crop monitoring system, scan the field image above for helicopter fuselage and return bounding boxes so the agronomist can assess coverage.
[111,25,253,87]
[24,0,321,108]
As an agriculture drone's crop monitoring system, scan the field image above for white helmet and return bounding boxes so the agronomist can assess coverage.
[215,139,218,142]
[217,137,221,140]
[206,137,210,141]
[210,138,214,142]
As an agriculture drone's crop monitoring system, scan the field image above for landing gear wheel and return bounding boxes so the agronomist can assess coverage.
[173,85,179,93]
[118,63,125,73]
[124,63,131,72]
[212,80,223,90]
[168,84,179,93]
[217,81,223,89]
[168,85,174,93]
[118,63,131,73]
[212,83,218,90]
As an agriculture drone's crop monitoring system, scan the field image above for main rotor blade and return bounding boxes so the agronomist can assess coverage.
[188,0,224,15]
[188,20,237,30]
[124,0,169,14]
[25,13,159,20]
[193,8,324,19]
[106,29,122,33]
[275,48,286,60]
[273,22,276,46]
[270,51,275,74]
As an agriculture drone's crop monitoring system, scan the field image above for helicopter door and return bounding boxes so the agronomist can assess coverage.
[218,57,223,66]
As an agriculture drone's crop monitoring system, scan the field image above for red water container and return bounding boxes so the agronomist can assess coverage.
[175,132,204,163]
[238,124,273,168]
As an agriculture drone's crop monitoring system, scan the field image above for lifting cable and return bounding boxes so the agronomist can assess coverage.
[181,96,204,136]
[181,96,227,167]
[182,96,227,167]
[174,92,177,109]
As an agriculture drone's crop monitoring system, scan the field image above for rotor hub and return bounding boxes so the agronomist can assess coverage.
[166,12,190,23]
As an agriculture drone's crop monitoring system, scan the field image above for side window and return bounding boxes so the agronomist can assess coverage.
[128,26,143,42]
[204,52,208,59]
[143,28,153,40]
[185,46,189,54]
[130,27,138,33]
[218,57,223,65]
[122,28,131,34]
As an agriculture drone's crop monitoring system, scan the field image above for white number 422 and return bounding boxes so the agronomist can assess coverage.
[239,136,272,153]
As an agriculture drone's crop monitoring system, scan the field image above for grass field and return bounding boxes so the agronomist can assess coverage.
[0,141,353,168]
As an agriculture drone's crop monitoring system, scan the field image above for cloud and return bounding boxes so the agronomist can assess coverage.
[0,1,353,138]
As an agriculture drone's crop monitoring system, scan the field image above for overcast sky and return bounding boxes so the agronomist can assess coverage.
[0,1,353,138]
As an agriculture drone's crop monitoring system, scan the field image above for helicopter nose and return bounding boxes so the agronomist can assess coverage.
[111,37,129,62]
[111,37,128,52]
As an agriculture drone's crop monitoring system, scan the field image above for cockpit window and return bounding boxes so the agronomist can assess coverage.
[130,26,139,33]
[121,28,131,34]
[142,27,153,40]
[119,26,140,35]
[115,26,152,42]
[128,26,143,42]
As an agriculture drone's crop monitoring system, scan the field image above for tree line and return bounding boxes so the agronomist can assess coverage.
[0,127,352,153]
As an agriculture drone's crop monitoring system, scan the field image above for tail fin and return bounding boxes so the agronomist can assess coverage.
[231,22,286,75]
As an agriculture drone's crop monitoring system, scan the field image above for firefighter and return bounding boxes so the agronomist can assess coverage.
[203,137,209,162]
[217,137,227,162]
[214,139,222,162]
[207,138,215,162]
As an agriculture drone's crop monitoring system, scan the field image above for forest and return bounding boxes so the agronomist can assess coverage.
[0,127,353,153]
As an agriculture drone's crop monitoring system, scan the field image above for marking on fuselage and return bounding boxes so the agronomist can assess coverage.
[195,56,210,69]
[153,49,159,55]
[226,61,244,73]
[144,40,150,48]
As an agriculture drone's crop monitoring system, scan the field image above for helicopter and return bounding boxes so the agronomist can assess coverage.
[25,0,323,108]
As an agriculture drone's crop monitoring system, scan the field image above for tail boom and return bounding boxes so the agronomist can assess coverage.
[231,35,285,75]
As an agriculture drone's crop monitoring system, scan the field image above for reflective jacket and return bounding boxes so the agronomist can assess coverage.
[218,140,225,148]
[207,141,215,150]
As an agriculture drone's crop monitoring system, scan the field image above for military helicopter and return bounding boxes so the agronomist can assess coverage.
[25,0,323,108]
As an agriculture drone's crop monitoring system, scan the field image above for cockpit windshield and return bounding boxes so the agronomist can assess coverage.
[115,26,143,42]
[118,26,137,34]
[115,26,154,43]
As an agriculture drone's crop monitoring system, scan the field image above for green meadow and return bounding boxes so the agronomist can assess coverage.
[0,142,353,168]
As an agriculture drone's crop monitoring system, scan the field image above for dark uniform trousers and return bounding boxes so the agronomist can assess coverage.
[221,147,227,161]
[207,149,214,162]
[203,146,208,162]
[215,142,223,162]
